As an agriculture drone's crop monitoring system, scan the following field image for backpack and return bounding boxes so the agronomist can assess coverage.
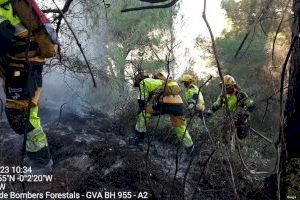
[162,80,182,96]
[11,0,59,58]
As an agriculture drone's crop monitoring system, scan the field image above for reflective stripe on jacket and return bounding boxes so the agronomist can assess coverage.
[184,84,205,111]
[0,1,22,26]
[139,78,184,103]
[0,2,45,64]
[212,91,254,112]
[138,78,164,101]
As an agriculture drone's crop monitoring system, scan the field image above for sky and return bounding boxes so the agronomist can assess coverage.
[173,0,228,78]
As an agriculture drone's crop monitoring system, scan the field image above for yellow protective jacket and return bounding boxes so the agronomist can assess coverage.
[138,78,185,116]
[138,78,164,101]
[0,1,21,25]
[184,84,205,111]
[139,78,183,104]
[212,90,254,113]
[0,0,46,64]
[0,1,45,108]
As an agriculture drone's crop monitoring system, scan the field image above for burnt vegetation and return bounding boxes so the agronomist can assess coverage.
[0,0,298,199]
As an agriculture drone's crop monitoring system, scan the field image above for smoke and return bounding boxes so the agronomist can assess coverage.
[40,69,87,115]
[39,0,112,117]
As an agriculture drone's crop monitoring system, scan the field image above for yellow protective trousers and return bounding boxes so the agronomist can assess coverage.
[135,105,193,147]
[26,106,48,153]
[3,62,50,165]
[5,106,50,164]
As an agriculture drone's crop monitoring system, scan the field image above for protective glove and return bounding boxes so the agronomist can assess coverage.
[187,103,195,110]
[154,88,163,95]
[246,104,255,112]
[183,103,194,117]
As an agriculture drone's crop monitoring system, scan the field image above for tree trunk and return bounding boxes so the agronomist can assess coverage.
[281,0,300,199]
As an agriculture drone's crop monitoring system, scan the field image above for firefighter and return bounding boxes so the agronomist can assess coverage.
[180,74,205,115]
[0,0,53,172]
[131,71,194,151]
[211,75,255,139]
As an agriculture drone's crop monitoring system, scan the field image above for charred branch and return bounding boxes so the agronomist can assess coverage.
[121,0,179,12]
[52,0,97,87]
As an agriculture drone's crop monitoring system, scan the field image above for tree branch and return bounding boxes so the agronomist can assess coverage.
[52,0,97,87]
[53,0,74,34]
[121,0,179,12]
[202,0,232,121]
[237,141,274,175]
[261,86,288,123]
[271,0,290,62]
[54,0,74,20]
[191,150,215,199]
[234,0,275,58]
[42,9,60,14]
[226,158,240,200]
[250,127,274,144]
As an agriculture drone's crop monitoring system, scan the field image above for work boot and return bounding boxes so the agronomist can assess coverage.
[23,157,53,175]
[24,147,53,175]
[185,144,200,156]
[184,144,200,162]
[185,145,194,155]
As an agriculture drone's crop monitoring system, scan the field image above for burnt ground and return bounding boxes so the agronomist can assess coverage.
[0,108,187,200]
[0,108,277,200]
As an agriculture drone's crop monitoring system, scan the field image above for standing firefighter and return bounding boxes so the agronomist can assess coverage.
[211,75,255,140]
[0,0,58,172]
[131,71,194,151]
[181,74,205,115]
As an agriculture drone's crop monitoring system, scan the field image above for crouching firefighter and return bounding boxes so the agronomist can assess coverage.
[0,0,58,171]
[211,75,255,140]
[131,71,194,152]
[180,74,205,116]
